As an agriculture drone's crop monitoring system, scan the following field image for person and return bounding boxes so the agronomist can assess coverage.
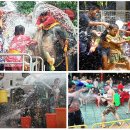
[5,25,37,70]
[117,81,124,93]
[36,11,59,31]
[35,11,70,71]
[79,5,109,70]
[127,96,130,114]
[68,82,86,126]
[72,76,83,91]
[93,78,99,88]
[122,21,130,36]
[101,85,121,128]
[109,77,113,88]
[104,24,130,70]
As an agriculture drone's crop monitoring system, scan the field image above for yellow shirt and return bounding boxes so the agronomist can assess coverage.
[106,34,122,54]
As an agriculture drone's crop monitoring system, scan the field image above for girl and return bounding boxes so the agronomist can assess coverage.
[105,24,130,70]
[5,25,37,70]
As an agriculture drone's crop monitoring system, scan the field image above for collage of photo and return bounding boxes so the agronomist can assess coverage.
[0,0,130,129]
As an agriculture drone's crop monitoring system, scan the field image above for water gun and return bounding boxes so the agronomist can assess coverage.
[114,93,120,106]
[84,83,93,88]
[126,36,130,41]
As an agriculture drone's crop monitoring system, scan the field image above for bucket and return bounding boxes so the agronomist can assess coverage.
[0,90,8,103]
[21,116,31,128]
[56,108,66,128]
[45,113,57,128]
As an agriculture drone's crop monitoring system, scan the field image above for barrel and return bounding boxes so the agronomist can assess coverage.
[21,116,32,128]
[56,108,66,128]
[45,113,57,128]
[0,90,8,103]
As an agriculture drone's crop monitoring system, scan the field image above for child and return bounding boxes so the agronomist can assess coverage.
[5,25,37,71]
[101,85,121,128]
[105,24,130,70]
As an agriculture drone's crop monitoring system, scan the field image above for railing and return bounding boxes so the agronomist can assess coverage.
[32,56,44,71]
[68,118,130,128]
[0,53,44,71]
[92,118,130,128]
[69,124,88,128]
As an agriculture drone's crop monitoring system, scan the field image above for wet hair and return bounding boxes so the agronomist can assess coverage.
[100,24,119,40]
[88,5,100,11]
[40,11,48,16]
[68,82,75,88]
[14,25,25,36]
[109,24,119,30]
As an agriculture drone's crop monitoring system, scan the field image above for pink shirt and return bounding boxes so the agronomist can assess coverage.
[5,35,37,70]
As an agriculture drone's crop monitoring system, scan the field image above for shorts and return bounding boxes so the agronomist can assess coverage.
[68,109,84,126]
[101,48,110,57]
[103,104,116,115]
[109,53,127,64]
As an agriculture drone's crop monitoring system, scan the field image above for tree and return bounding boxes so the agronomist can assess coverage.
[16,1,36,14]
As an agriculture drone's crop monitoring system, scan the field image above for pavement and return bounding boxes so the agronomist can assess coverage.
[80,102,130,128]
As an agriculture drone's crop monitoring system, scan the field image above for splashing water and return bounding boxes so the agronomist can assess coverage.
[33,2,77,37]
[116,20,124,29]
[2,1,77,54]
[2,1,37,48]
[0,73,66,127]
[23,73,66,89]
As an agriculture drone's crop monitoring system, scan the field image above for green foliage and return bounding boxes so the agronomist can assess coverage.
[16,1,36,14]
[0,1,77,26]
[47,1,77,11]
[0,1,5,7]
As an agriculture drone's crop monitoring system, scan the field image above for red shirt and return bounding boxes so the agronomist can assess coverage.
[125,21,130,36]
[36,15,57,27]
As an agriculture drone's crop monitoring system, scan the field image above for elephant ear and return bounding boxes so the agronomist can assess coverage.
[32,2,76,36]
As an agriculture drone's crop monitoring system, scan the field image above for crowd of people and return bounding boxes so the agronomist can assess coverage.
[79,4,130,70]
[68,75,130,128]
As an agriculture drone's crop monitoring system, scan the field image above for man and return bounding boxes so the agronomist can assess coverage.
[36,11,59,31]
[79,5,109,70]
[101,85,121,128]
[68,82,86,126]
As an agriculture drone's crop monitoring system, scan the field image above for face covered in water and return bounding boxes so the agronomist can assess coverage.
[110,27,119,36]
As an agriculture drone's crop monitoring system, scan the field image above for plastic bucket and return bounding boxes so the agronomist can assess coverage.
[21,116,31,128]
[45,113,57,128]
[0,90,8,103]
[56,108,66,128]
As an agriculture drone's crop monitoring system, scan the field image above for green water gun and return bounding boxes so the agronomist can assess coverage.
[114,93,120,106]
[84,83,93,88]
[126,36,130,41]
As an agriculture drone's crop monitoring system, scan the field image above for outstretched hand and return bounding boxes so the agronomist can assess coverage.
[103,22,110,28]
